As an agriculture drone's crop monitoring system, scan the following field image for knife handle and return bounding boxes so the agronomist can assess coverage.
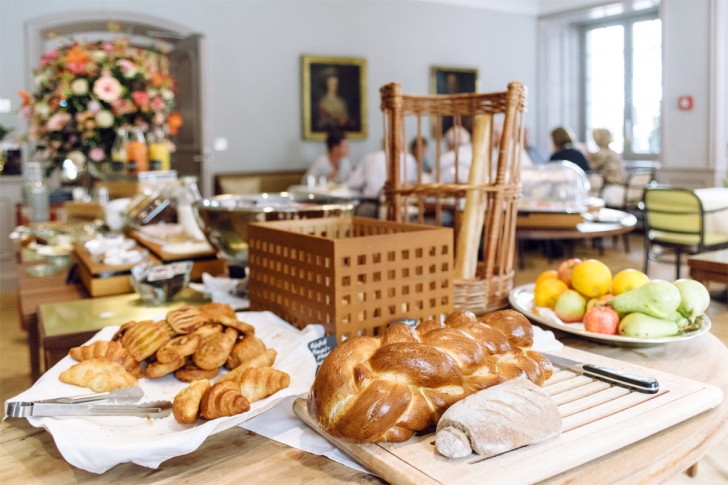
[583,364,660,394]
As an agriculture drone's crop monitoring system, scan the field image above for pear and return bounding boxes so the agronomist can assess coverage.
[673,279,710,320]
[618,313,679,338]
[665,310,690,328]
[608,280,681,319]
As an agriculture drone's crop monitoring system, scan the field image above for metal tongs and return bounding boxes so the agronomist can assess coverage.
[6,387,172,419]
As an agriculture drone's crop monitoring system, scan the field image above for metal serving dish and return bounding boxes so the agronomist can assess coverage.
[195,193,356,262]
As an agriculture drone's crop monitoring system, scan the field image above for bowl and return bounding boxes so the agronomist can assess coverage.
[194,193,356,262]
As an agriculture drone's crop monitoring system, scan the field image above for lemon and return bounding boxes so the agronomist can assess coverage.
[534,279,569,309]
[571,259,612,298]
[612,269,650,295]
[535,270,559,286]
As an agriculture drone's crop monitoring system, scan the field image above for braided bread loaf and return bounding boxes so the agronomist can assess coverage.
[308,310,553,443]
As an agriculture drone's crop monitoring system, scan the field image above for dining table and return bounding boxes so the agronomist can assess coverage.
[1,328,727,485]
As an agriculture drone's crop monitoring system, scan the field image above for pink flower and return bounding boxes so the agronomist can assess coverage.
[117,59,136,73]
[93,76,122,103]
[88,147,106,161]
[102,43,114,52]
[150,96,165,111]
[111,99,135,115]
[45,112,72,131]
[132,91,149,106]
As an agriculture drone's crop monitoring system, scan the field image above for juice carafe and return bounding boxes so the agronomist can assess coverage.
[148,129,170,171]
[126,128,148,174]
[111,128,128,173]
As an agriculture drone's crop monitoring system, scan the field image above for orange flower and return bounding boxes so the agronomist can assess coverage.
[66,47,89,75]
[18,90,31,107]
[151,73,164,87]
[168,112,183,135]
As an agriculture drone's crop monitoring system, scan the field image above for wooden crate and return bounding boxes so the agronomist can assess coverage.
[72,242,158,297]
[248,217,453,342]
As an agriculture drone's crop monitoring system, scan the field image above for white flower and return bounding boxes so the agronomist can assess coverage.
[71,79,89,96]
[160,88,174,101]
[88,50,107,62]
[147,88,158,98]
[95,110,114,129]
[66,150,86,166]
[34,102,50,118]
[87,100,101,114]
[33,74,47,88]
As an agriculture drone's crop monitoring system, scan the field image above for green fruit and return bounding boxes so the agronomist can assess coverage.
[665,310,690,328]
[618,312,680,338]
[673,279,710,320]
[609,280,681,319]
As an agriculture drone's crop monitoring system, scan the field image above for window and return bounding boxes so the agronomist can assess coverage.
[582,13,662,158]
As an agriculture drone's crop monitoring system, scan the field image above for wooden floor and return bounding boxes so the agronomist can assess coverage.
[1,232,726,483]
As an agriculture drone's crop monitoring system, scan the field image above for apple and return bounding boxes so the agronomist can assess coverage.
[554,289,587,323]
[586,294,614,312]
[583,306,620,334]
[557,258,582,288]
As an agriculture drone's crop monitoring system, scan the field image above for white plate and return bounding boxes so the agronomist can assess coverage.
[509,283,711,347]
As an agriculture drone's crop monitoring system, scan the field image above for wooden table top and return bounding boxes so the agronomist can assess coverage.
[517,209,637,241]
[1,331,726,484]
[689,249,728,270]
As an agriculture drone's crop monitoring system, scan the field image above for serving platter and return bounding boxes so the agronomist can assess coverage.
[509,283,711,347]
[293,346,724,485]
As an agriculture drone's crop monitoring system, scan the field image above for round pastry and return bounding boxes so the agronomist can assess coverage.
[146,355,186,378]
[119,320,171,362]
[193,323,224,340]
[199,302,237,322]
[157,334,202,363]
[175,359,220,382]
[166,306,210,334]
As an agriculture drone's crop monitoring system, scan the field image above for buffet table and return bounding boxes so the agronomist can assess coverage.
[2,331,726,484]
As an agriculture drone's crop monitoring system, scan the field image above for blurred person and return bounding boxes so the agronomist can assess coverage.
[587,128,624,184]
[438,126,472,183]
[409,136,431,173]
[305,130,352,184]
[524,127,549,165]
[549,126,590,173]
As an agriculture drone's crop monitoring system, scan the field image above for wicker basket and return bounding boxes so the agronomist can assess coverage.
[380,82,526,314]
[247,216,453,342]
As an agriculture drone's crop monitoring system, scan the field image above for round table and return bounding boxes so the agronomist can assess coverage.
[1,332,726,484]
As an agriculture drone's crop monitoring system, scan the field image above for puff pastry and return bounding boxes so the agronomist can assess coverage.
[69,340,143,378]
[146,355,186,378]
[59,358,137,392]
[200,380,250,419]
[199,302,237,322]
[226,334,266,369]
[157,334,201,363]
[193,327,237,370]
[173,379,210,424]
[119,320,171,362]
[166,305,210,334]
[193,323,224,340]
[238,367,290,403]
[218,348,277,384]
[215,315,256,336]
[175,359,220,382]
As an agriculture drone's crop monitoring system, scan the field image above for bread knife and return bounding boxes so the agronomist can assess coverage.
[543,353,659,394]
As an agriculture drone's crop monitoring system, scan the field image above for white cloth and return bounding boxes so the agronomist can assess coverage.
[694,187,728,237]
[188,272,249,310]
[347,150,418,198]
[305,154,352,184]
[4,312,324,474]
[438,145,473,183]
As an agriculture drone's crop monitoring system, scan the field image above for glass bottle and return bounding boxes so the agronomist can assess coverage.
[148,129,170,171]
[23,162,50,223]
[110,128,129,173]
[177,176,206,241]
[126,128,148,174]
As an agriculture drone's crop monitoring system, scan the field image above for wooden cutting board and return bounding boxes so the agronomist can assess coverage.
[293,346,724,485]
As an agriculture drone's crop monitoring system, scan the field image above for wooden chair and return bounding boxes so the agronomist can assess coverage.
[642,186,728,279]
[380,82,526,312]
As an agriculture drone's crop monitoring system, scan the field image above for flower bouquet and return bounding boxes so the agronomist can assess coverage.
[19,37,182,175]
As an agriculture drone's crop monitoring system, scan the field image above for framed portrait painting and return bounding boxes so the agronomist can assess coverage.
[301,55,367,141]
[430,66,479,135]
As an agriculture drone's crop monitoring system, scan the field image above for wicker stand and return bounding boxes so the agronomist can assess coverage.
[380,82,527,313]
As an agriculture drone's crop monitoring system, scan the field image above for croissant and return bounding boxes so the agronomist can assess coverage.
[69,340,143,378]
[308,310,553,443]
[193,327,237,370]
[175,359,220,382]
[226,334,266,369]
[146,355,186,378]
[120,320,171,362]
[238,367,290,403]
[199,302,237,321]
[166,306,210,334]
[218,348,277,384]
[173,379,210,424]
[59,358,138,392]
[200,380,250,419]
[157,334,202,363]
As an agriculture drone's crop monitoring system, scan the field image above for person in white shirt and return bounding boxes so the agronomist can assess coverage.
[348,147,418,199]
[438,126,472,183]
[304,130,352,184]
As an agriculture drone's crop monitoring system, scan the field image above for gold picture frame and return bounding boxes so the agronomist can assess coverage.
[301,55,367,141]
[430,66,480,136]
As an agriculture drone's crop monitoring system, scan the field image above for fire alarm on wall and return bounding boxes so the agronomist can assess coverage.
[678,95,694,110]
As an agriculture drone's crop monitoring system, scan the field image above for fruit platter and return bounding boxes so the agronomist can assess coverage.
[509,259,712,347]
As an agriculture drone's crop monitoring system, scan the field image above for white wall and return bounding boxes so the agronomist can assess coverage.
[0,0,538,188]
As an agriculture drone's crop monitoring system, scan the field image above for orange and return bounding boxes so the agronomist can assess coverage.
[571,259,612,298]
[535,270,559,286]
[612,269,650,296]
[534,279,569,309]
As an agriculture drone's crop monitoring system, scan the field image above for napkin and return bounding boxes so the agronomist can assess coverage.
[5,311,324,474]
[189,272,249,310]
[239,325,562,474]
